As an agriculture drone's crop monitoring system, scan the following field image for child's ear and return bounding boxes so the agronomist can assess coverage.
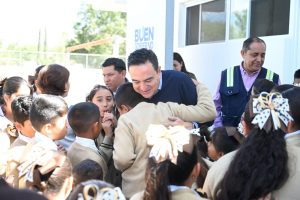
[287,120,296,133]
[91,121,101,137]
[14,122,23,132]
[120,105,130,114]
[194,162,201,178]
[43,123,53,137]
[219,152,224,158]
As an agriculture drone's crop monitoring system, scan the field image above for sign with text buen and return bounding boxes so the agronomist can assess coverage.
[126,0,168,69]
[134,26,154,50]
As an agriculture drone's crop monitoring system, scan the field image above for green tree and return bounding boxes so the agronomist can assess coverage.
[66,4,126,55]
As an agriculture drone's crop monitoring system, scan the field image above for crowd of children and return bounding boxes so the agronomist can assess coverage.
[0,50,300,200]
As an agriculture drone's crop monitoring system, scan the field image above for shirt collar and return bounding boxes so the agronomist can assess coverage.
[284,130,300,139]
[75,136,98,152]
[158,72,162,90]
[34,132,58,151]
[169,185,190,192]
[18,133,33,143]
[240,62,261,76]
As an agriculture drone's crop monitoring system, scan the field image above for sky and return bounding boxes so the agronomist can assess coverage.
[0,0,100,48]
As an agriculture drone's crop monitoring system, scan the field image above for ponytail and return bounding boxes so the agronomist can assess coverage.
[143,158,170,200]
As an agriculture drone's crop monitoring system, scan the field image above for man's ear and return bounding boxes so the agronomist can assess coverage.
[121,70,126,77]
[240,49,246,59]
[157,66,161,73]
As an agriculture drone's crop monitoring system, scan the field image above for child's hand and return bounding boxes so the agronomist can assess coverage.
[102,112,117,127]
[164,117,193,130]
[102,112,114,137]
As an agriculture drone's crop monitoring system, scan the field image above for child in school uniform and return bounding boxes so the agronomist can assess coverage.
[6,94,68,188]
[0,77,32,157]
[10,95,35,148]
[113,82,214,198]
[67,102,108,179]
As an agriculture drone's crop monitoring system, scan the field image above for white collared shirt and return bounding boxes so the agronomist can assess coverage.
[75,136,98,152]
[284,130,300,139]
[34,132,58,151]
[169,185,190,192]
[18,133,33,143]
[169,185,200,197]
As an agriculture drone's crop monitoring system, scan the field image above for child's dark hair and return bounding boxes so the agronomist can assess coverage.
[215,92,291,200]
[86,84,114,102]
[11,95,33,125]
[215,128,288,200]
[72,159,103,186]
[294,69,300,79]
[37,64,70,96]
[68,102,100,134]
[0,76,31,105]
[143,145,198,200]
[252,78,275,95]
[271,84,295,93]
[211,127,243,155]
[282,87,300,130]
[115,82,146,109]
[196,155,209,189]
[29,94,68,132]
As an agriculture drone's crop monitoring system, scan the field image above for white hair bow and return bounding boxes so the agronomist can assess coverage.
[251,92,293,131]
[77,184,125,200]
[146,124,198,164]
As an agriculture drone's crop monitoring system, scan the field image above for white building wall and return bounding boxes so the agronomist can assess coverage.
[126,0,167,69]
[173,0,300,93]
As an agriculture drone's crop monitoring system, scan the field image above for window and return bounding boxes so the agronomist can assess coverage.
[200,0,226,42]
[250,0,290,36]
[184,0,290,46]
[229,0,248,39]
[186,5,200,45]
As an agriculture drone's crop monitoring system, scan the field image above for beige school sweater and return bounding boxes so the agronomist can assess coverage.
[113,82,216,198]
[67,142,108,177]
[273,133,300,199]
